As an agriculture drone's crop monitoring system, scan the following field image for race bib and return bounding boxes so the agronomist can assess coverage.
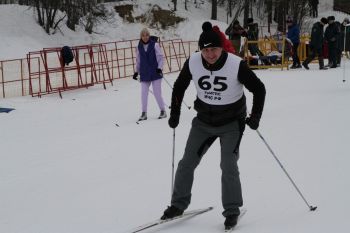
[189,53,243,105]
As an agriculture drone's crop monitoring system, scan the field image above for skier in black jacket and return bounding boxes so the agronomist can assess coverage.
[161,23,266,230]
[303,17,328,70]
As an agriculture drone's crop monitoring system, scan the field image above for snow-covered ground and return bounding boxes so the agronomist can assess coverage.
[1,1,350,233]
[1,61,350,233]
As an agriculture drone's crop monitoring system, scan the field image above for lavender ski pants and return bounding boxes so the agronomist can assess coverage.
[141,79,165,112]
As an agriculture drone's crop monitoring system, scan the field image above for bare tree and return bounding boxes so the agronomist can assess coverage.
[211,0,218,20]
[288,0,310,28]
[0,0,17,4]
[30,0,63,34]
[172,0,177,11]
[63,0,102,33]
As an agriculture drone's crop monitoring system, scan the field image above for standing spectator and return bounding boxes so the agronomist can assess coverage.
[340,18,350,59]
[245,18,262,56]
[225,20,247,55]
[334,20,342,66]
[287,17,301,68]
[309,0,319,18]
[302,17,328,70]
[246,18,259,41]
[325,16,340,68]
[133,28,167,121]
[161,22,266,231]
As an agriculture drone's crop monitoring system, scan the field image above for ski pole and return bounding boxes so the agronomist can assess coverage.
[256,129,317,211]
[162,76,191,109]
[171,129,176,200]
[148,89,170,109]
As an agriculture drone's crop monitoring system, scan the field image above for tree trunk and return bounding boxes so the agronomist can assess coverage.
[243,0,249,27]
[172,0,177,11]
[228,0,232,17]
[266,0,272,33]
[211,0,217,20]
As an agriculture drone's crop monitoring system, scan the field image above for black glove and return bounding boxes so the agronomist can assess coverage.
[246,115,260,130]
[156,68,163,75]
[168,114,180,128]
[132,72,138,80]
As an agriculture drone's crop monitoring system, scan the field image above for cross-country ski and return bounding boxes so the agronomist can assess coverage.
[130,207,213,233]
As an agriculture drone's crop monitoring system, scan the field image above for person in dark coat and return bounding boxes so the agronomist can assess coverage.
[246,18,263,56]
[334,20,342,66]
[161,22,266,230]
[340,18,350,58]
[325,16,340,68]
[302,17,328,70]
[287,18,301,68]
[309,0,319,18]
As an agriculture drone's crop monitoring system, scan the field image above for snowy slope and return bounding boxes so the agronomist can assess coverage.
[1,1,350,233]
[1,62,350,233]
[0,0,228,60]
[0,0,348,60]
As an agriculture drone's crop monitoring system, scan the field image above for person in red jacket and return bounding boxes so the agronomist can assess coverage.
[202,21,236,54]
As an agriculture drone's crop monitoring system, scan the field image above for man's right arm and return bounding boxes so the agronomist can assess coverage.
[168,58,192,128]
[170,59,192,116]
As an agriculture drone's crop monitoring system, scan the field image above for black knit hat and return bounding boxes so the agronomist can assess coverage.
[198,23,222,50]
[321,17,328,24]
[247,18,254,24]
[327,16,335,21]
[202,21,212,32]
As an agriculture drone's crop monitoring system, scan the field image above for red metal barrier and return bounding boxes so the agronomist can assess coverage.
[1,39,198,99]
[27,45,106,98]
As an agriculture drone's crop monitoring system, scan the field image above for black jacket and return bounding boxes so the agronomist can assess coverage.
[170,52,266,126]
[310,22,325,49]
[325,22,340,45]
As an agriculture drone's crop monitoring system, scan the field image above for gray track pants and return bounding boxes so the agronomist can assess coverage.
[171,117,243,217]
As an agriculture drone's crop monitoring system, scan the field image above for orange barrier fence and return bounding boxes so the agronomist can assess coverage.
[0,39,199,98]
